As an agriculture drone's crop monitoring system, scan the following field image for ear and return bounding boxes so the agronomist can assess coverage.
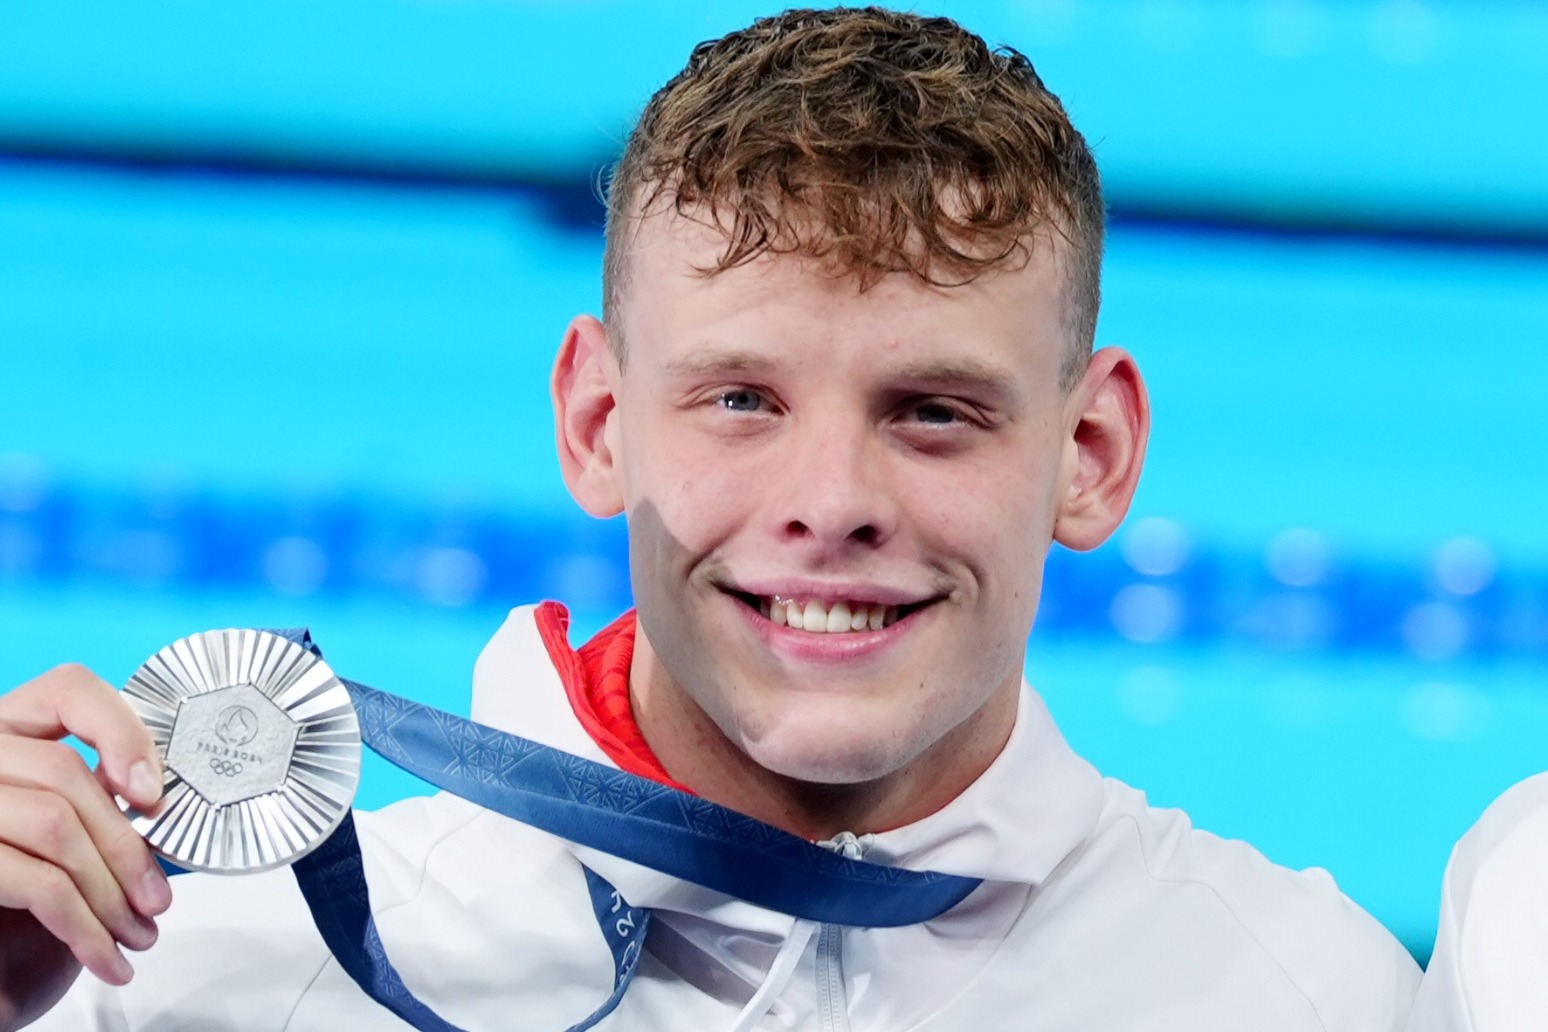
[1053,346,1150,552]
[552,314,625,517]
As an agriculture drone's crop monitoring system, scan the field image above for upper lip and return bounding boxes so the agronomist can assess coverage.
[718,578,941,608]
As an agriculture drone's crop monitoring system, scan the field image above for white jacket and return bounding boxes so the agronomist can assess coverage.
[1408,772,1548,1032]
[40,606,1419,1031]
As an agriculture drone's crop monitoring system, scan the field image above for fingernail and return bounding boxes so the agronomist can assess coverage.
[125,912,159,950]
[140,867,172,914]
[111,952,135,984]
[128,760,161,804]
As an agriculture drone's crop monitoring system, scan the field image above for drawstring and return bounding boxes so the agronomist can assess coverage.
[724,833,870,1031]
[727,918,818,1032]
[816,832,873,861]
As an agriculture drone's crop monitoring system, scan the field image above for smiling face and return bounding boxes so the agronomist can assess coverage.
[555,209,1147,835]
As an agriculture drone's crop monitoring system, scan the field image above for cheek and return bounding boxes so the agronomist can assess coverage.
[918,463,1053,558]
[625,499,678,602]
[622,454,758,608]
[915,457,1056,630]
[627,500,718,684]
[625,428,765,552]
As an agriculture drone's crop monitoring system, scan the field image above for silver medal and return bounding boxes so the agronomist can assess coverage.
[120,629,362,873]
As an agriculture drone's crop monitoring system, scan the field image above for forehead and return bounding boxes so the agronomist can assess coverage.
[615,207,1072,381]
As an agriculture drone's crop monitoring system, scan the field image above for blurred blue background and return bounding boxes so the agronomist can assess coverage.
[2,0,1546,959]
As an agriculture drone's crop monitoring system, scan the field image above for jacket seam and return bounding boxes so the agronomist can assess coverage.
[280,952,337,1032]
[1113,810,1334,1032]
[280,798,488,1029]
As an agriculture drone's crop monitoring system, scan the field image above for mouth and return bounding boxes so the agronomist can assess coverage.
[724,590,937,634]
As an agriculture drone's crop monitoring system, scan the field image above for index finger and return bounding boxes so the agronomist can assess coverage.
[0,664,164,810]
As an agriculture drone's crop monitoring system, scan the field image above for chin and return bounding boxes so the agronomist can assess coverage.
[738,718,921,787]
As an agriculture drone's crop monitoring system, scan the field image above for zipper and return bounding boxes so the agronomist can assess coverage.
[816,922,849,1032]
[815,832,872,1032]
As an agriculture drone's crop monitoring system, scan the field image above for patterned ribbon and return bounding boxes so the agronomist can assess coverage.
[253,630,981,1029]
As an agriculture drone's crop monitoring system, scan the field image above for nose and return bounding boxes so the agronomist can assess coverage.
[770,413,897,552]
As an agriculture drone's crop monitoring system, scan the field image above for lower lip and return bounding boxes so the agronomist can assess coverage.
[730,597,923,664]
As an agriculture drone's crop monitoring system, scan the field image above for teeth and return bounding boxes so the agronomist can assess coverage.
[826,602,851,633]
[762,596,904,634]
[800,600,826,632]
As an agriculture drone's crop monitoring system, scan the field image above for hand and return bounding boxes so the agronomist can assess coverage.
[0,664,172,1031]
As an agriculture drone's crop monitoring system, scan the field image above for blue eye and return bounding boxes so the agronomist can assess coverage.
[912,401,959,424]
[717,388,766,412]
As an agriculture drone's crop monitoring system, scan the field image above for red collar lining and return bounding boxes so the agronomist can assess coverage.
[533,601,692,794]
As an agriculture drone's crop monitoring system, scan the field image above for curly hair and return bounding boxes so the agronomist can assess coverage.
[603,6,1104,389]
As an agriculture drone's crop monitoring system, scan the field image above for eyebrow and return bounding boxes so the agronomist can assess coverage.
[888,357,1021,405]
[660,349,781,378]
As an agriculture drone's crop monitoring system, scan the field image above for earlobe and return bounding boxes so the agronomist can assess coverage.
[1052,347,1150,552]
[552,314,626,517]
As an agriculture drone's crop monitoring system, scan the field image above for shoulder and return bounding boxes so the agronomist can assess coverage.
[1029,779,1419,1032]
[1089,779,1398,948]
[1409,772,1548,1032]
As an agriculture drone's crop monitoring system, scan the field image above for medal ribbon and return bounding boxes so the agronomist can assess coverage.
[176,629,984,1030]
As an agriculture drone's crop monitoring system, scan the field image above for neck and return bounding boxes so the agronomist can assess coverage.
[627,634,1018,841]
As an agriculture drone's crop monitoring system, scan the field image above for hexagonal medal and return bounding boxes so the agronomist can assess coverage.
[120,629,362,873]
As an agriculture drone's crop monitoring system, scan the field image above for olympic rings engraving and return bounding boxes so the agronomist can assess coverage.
[209,757,245,777]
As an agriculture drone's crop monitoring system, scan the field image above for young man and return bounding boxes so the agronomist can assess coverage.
[0,8,1420,1030]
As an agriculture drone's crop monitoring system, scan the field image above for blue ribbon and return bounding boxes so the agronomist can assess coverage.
[339,676,982,926]
[183,629,982,1030]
